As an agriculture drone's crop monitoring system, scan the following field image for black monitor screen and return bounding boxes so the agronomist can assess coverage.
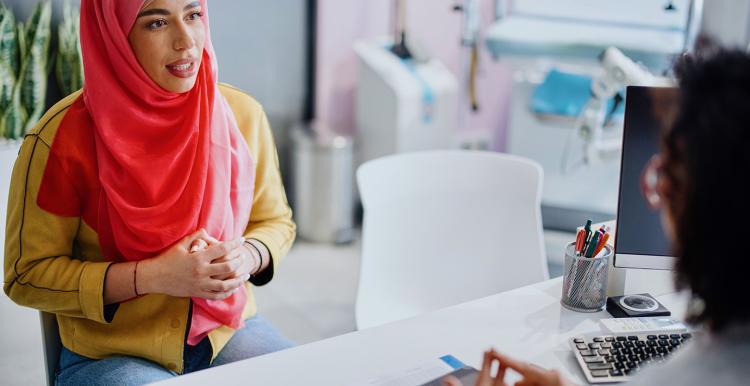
[615,86,672,258]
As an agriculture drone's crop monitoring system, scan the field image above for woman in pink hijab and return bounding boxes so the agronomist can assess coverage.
[3,0,296,384]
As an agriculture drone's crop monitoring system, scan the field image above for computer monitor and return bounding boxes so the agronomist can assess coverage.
[613,86,676,270]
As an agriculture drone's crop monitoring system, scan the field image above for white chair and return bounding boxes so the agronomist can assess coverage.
[355,150,549,330]
[40,311,61,386]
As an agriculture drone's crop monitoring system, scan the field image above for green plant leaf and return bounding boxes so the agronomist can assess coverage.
[0,4,19,76]
[0,4,18,115]
[18,1,52,134]
[56,0,83,96]
[2,89,27,139]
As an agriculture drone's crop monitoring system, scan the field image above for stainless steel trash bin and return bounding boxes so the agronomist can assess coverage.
[291,125,355,244]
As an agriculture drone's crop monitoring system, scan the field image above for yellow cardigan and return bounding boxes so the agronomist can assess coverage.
[3,84,296,374]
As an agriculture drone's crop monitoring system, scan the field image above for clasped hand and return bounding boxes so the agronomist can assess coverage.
[141,229,258,300]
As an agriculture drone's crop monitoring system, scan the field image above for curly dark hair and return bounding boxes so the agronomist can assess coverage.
[662,49,750,332]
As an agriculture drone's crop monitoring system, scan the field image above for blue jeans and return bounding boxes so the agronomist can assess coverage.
[55,316,294,386]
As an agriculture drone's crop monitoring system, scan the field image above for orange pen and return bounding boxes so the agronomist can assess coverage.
[574,229,586,256]
[594,233,610,256]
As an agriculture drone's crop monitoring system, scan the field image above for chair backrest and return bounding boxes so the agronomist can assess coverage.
[355,150,549,329]
[39,311,61,386]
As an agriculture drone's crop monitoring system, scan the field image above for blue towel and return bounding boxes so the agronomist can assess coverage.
[532,68,625,117]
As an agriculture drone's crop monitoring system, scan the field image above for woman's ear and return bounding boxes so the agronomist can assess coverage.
[640,155,664,211]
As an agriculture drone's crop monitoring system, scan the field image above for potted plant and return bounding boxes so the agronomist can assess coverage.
[56,0,82,97]
[0,1,52,140]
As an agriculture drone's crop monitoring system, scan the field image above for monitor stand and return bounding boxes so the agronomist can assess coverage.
[584,221,676,297]
[607,265,674,297]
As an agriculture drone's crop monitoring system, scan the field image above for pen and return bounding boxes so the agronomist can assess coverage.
[576,229,586,256]
[584,231,595,253]
[585,231,601,258]
[594,232,610,256]
[583,220,592,248]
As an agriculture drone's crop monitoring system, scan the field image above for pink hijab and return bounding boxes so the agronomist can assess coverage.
[39,0,254,345]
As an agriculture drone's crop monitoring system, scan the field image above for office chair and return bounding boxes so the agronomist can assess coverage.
[39,311,61,386]
[355,150,549,330]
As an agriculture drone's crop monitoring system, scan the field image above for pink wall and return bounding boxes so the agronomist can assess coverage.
[316,0,513,151]
[315,1,389,138]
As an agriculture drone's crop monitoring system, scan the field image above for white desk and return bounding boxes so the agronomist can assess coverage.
[154,278,687,386]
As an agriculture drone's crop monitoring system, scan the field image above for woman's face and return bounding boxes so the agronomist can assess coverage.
[128,0,206,93]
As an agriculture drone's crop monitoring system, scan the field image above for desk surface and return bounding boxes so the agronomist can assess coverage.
[154,278,687,386]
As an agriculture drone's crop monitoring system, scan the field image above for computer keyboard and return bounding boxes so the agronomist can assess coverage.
[570,333,692,383]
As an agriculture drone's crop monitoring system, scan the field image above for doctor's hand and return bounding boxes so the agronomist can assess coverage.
[442,350,575,386]
[138,229,249,300]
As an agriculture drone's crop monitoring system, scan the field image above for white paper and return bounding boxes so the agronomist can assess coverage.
[357,356,459,386]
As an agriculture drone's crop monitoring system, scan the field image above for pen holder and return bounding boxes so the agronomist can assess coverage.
[561,242,612,312]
